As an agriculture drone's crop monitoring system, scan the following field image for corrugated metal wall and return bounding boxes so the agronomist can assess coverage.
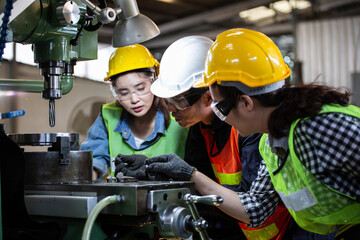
[297,16,360,91]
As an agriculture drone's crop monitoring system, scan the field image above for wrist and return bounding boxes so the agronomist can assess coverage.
[181,165,196,181]
[189,168,197,181]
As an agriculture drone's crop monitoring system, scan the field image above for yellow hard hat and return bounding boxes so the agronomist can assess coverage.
[194,28,291,90]
[104,44,160,81]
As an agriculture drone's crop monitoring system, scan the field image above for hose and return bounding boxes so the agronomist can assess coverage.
[82,195,123,240]
[0,0,13,63]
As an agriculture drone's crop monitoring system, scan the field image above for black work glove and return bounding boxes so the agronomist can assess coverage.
[145,153,196,181]
[114,154,148,180]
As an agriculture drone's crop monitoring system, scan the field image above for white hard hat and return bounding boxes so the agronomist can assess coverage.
[151,36,214,98]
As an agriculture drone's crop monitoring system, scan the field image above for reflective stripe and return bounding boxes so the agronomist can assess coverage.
[242,223,279,240]
[260,104,360,234]
[200,126,242,179]
[211,163,242,185]
[277,188,317,212]
[201,125,289,239]
[239,202,290,240]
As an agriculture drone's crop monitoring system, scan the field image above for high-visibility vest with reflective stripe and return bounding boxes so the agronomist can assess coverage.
[239,202,290,240]
[102,102,188,176]
[200,126,242,185]
[260,104,360,235]
[200,126,290,240]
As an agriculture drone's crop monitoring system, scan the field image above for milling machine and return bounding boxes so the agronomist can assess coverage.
[0,0,160,127]
[1,131,222,239]
[0,1,222,239]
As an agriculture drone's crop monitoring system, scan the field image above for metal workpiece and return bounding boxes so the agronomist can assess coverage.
[7,133,80,149]
[23,150,93,184]
[8,133,90,184]
[48,135,71,165]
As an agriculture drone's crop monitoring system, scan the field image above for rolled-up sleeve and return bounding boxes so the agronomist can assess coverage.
[238,159,280,227]
[80,114,110,179]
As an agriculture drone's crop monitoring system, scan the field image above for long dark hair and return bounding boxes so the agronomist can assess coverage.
[111,69,170,129]
[214,82,351,138]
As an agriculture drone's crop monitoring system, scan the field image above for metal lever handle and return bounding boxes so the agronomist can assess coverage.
[184,194,223,206]
[183,194,224,240]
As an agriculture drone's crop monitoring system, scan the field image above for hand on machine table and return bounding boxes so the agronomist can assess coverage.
[145,153,196,181]
[114,154,149,180]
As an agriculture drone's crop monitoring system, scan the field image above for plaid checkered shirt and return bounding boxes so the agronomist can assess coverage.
[238,112,360,227]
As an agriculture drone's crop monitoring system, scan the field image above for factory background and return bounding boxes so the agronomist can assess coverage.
[0,0,360,145]
[0,1,360,239]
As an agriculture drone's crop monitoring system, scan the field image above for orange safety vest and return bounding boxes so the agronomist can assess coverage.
[200,126,291,240]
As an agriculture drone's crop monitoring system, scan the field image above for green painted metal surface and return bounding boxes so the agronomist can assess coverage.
[8,0,97,63]
[0,78,73,95]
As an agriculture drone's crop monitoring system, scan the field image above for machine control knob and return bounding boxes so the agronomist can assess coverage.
[194,219,208,229]
[56,1,81,26]
[98,7,117,24]
[158,206,193,239]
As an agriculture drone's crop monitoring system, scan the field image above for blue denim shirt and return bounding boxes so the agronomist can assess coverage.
[81,110,166,178]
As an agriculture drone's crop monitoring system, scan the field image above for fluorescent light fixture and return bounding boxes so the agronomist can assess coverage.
[272,0,311,14]
[272,1,292,13]
[239,6,275,22]
[239,0,311,23]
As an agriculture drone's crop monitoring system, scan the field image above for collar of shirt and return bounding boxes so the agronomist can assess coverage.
[114,110,166,150]
[267,135,289,160]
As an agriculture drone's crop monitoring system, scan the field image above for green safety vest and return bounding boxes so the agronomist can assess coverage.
[102,102,189,176]
[259,104,360,235]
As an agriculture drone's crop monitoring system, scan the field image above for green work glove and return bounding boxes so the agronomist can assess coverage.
[115,153,148,180]
[145,153,196,181]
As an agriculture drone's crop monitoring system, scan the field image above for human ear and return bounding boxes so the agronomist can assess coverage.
[239,95,254,111]
[201,90,213,107]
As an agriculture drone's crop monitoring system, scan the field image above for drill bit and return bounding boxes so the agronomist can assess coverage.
[49,99,55,127]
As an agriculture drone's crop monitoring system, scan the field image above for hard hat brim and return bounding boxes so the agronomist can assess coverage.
[193,77,213,88]
[150,79,192,98]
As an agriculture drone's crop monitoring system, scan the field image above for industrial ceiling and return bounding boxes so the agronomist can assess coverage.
[97,0,360,56]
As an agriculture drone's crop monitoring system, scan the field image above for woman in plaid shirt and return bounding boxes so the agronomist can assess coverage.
[192,28,360,239]
[145,28,359,239]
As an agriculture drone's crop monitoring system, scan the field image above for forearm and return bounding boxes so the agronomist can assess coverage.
[191,170,250,224]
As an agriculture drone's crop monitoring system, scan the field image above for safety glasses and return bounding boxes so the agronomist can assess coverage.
[111,80,152,101]
[167,89,207,111]
[210,98,236,121]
